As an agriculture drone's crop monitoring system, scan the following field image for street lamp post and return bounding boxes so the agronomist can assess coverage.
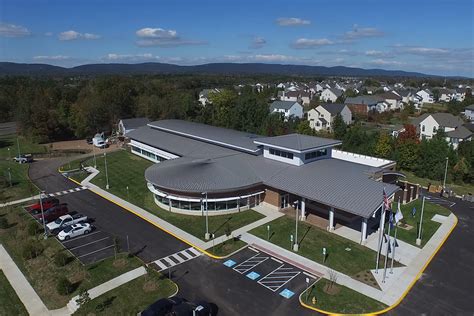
[104,153,109,190]
[416,195,426,246]
[202,192,210,240]
[39,191,47,239]
[93,145,97,168]
[293,200,299,252]
[7,147,10,160]
[442,157,449,195]
[16,137,21,159]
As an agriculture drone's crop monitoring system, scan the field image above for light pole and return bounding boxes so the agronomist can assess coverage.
[7,147,10,160]
[442,157,449,195]
[416,195,425,246]
[93,145,97,168]
[16,137,21,159]
[293,200,299,251]
[104,152,109,190]
[202,192,210,240]
[7,168,12,187]
[39,191,47,239]
[267,225,270,240]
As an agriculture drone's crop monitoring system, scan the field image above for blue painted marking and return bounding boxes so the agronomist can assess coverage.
[223,259,236,267]
[279,289,295,299]
[246,271,260,280]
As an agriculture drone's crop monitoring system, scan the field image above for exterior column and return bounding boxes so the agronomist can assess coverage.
[300,198,306,221]
[329,207,335,231]
[361,218,368,244]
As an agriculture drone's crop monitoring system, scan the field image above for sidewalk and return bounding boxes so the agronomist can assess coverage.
[81,167,283,253]
[0,194,40,208]
[0,245,50,316]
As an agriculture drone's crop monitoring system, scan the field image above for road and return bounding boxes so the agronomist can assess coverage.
[29,157,316,316]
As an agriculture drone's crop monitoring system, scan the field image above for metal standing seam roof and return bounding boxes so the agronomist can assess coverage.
[120,117,150,130]
[131,120,399,218]
[254,134,342,152]
[270,100,300,111]
[147,119,261,154]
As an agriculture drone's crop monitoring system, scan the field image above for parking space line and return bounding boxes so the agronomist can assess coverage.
[68,237,110,251]
[76,245,114,259]
[271,257,283,264]
[60,231,102,243]
[248,246,259,253]
[303,271,317,279]
[258,265,301,292]
[233,253,269,274]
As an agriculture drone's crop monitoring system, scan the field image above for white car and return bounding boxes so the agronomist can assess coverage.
[57,223,92,241]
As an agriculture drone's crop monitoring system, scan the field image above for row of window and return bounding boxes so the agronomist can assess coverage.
[155,194,261,211]
[305,149,327,160]
[131,146,166,162]
[269,148,294,159]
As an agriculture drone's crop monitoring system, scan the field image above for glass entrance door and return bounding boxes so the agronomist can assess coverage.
[280,194,289,209]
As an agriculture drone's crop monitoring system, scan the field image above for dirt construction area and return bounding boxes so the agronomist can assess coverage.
[45,139,121,153]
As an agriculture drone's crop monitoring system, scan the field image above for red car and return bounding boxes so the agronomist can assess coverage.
[26,197,59,213]
[32,204,69,223]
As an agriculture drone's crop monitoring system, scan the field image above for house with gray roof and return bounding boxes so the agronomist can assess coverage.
[320,87,343,103]
[198,88,221,105]
[307,103,352,131]
[464,104,474,122]
[127,119,399,243]
[269,100,303,119]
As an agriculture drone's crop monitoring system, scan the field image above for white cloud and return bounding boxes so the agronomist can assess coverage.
[292,38,333,49]
[58,30,101,41]
[392,45,450,56]
[250,37,266,49]
[104,53,156,61]
[0,22,30,37]
[369,59,405,66]
[135,27,205,47]
[33,55,70,61]
[344,25,384,40]
[276,17,310,26]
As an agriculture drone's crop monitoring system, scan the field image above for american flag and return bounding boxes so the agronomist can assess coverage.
[383,188,391,212]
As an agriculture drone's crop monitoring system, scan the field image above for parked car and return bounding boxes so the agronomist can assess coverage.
[25,197,59,213]
[13,154,33,164]
[57,223,92,241]
[46,214,88,235]
[141,297,217,316]
[141,297,186,316]
[31,203,69,223]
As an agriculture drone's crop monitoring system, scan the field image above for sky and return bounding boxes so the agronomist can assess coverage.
[0,0,473,77]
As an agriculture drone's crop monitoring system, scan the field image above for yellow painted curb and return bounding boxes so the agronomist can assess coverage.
[299,214,458,315]
[62,172,226,260]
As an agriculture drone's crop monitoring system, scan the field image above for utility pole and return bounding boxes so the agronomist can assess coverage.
[8,168,12,187]
[104,152,109,190]
[293,200,299,251]
[39,191,47,239]
[93,145,97,168]
[442,157,449,195]
[16,137,21,159]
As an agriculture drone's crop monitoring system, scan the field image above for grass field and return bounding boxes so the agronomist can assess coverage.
[397,198,451,247]
[402,170,473,196]
[250,216,400,276]
[0,205,143,309]
[75,271,176,315]
[302,279,387,314]
[0,270,28,316]
[0,134,46,202]
[71,151,263,251]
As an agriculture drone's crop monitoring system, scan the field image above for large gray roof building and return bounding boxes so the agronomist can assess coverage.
[128,120,398,229]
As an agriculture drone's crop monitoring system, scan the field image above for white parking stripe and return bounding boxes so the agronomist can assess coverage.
[151,247,200,271]
[258,264,301,292]
[68,237,110,251]
[76,245,114,259]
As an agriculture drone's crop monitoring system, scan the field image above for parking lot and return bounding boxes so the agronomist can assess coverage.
[222,247,320,300]
[58,229,117,265]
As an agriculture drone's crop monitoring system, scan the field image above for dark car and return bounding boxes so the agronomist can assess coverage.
[31,203,69,223]
[141,297,186,316]
[25,197,59,213]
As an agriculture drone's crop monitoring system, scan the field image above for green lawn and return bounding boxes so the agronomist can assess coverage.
[75,271,177,315]
[0,205,143,309]
[402,170,473,196]
[250,216,398,276]
[302,279,387,314]
[0,270,28,316]
[397,198,451,247]
[74,150,264,246]
[0,134,46,202]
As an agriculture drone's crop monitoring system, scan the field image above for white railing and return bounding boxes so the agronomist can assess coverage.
[331,149,395,168]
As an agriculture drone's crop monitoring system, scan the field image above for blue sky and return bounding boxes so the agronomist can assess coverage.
[1,0,473,76]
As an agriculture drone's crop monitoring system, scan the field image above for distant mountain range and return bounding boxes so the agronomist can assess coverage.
[0,61,444,78]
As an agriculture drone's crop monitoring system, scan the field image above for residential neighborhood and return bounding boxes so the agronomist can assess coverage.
[0,1,473,316]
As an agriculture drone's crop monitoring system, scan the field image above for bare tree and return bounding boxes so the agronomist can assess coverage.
[327,269,338,290]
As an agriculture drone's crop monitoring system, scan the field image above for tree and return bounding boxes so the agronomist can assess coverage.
[75,288,91,307]
[394,140,419,171]
[374,132,393,158]
[296,120,314,136]
[452,157,469,183]
[415,136,451,180]
[397,124,418,144]
[332,114,347,140]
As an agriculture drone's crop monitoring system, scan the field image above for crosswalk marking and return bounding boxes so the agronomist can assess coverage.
[151,247,202,272]
[47,186,88,198]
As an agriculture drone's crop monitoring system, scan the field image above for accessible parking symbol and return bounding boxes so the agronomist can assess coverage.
[246,271,260,280]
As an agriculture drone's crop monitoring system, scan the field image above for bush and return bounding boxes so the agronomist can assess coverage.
[56,276,74,296]
[0,217,8,229]
[54,252,70,267]
[22,243,43,260]
[27,222,39,236]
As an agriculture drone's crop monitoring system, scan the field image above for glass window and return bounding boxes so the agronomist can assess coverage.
[227,201,237,210]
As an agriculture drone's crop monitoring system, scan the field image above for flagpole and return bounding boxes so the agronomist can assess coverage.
[375,190,386,273]
[382,207,392,283]
[390,198,401,274]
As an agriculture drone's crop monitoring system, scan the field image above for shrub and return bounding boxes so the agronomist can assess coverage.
[54,252,70,267]
[27,222,39,236]
[22,243,43,260]
[56,276,74,296]
[0,217,8,229]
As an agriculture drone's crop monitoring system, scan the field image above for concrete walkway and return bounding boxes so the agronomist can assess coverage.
[0,245,50,316]
[80,167,283,252]
[0,194,40,208]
